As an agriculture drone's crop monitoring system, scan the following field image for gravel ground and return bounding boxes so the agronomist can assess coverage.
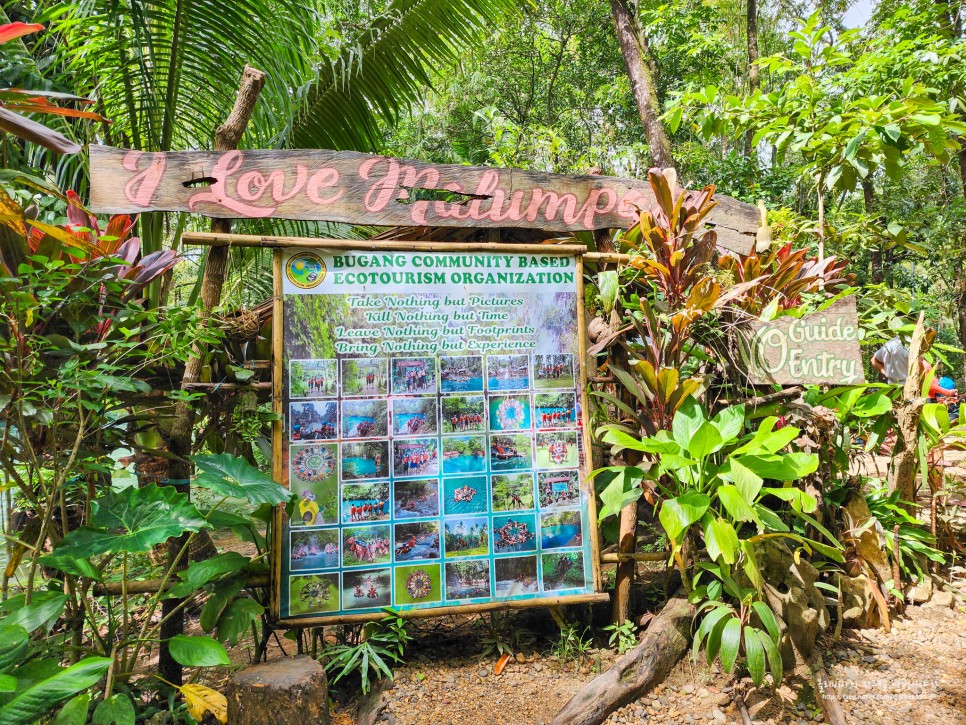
[337,586,966,725]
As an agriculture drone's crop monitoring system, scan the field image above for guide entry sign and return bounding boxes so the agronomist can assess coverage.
[87,144,772,626]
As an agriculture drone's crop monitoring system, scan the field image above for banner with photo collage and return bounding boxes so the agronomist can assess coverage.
[277,247,596,621]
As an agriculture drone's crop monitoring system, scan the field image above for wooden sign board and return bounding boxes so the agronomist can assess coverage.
[88,145,758,254]
[271,242,605,626]
[738,297,865,386]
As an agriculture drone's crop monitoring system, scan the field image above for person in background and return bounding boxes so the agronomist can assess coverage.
[871,335,910,384]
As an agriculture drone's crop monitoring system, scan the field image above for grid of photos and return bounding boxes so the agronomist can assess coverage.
[282,351,591,619]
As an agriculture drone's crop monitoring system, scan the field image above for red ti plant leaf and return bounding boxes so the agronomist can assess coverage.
[0,22,43,44]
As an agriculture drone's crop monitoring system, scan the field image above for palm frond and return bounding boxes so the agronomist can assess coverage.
[289,0,517,150]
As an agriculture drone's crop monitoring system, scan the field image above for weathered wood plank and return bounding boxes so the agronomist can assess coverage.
[737,297,865,386]
[88,146,759,245]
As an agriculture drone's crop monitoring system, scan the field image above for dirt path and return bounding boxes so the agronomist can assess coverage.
[346,589,966,725]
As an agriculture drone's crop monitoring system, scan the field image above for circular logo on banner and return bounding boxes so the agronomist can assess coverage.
[286,252,326,289]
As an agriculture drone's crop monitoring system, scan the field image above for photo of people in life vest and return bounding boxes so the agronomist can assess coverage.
[441,395,486,433]
[340,482,390,524]
[341,399,389,439]
[538,470,581,509]
[532,353,575,390]
[393,479,439,519]
[491,473,535,512]
[393,521,440,562]
[494,555,539,598]
[392,438,439,478]
[492,513,537,554]
[391,396,438,437]
[290,401,337,442]
[535,430,578,469]
[289,359,338,399]
[342,568,391,610]
[391,357,437,395]
[541,551,586,592]
[341,358,388,397]
[342,525,392,567]
[394,563,442,607]
[289,528,340,572]
[439,356,484,393]
[488,394,532,431]
[489,434,533,472]
[443,516,489,558]
[533,392,577,430]
[445,559,491,601]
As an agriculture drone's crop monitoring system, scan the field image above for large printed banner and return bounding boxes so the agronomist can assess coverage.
[277,247,596,621]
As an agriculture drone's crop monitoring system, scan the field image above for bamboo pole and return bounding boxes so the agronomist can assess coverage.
[599,552,667,563]
[278,592,611,629]
[160,65,267,687]
[183,232,586,257]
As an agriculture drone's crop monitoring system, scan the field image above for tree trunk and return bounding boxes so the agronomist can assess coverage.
[609,0,674,168]
[957,147,966,383]
[862,179,884,284]
[226,655,331,725]
[159,65,266,688]
[887,312,927,508]
[743,0,760,157]
[551,590,694,725]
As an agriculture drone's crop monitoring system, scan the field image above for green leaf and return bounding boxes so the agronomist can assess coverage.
[600,428,648,453]
[851,393,892,419]
[216,597,265,647]
[672,396,706,450]
[0,674,16,692]
[717,485,760,523]
[91,694,135,725]
[57,483,208,558]
[1,592,68,633]
[744,626,766,686]
[38,555,101,581]
[0,625,29,671]
[719,617,742,673]
[741,452,817,480]
[705,519,739,565]
[688,422,723,460]
[0,657,111,725]
[598,468,644,522]
[723,458,764,503]
[168,635,231,667]
[164,552,250,600]
[711,405,744,442]
[705,612,730,666]
[192,453,293,505]
[597,270,619,315]
[200,578,245,633]
[740,540,764,593]
[757,628,783,684]
[659,492,711,543]
[762,486,817,513]
[54,694,90,725]
[751,601,781,643]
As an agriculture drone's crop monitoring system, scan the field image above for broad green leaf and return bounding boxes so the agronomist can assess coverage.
[600,428,648,453]
[688,422,723,459]
[740,540,764,593]
[597,270,619,315]
[705,613,729,666]
[168,635,231,667]
[751,601,781,643]
[711,405,745,442]
[719,617,742,673]
[200,578,245,633]
[57,484,208,557]
[1,592,68,633]
[705,519,739,565]
[0,656,111,725]
[216,597,265,647]
[598,468,644,521]
[91,694,135,725]
[164,552,250,599]
[758,426,799,454]
[724,457,764,503]
[762,486,817,513]
[54,694,90,725]
[0,624,28,673]
[672,396,706,450]
[717,485,760,524]
[741,452,817,480]
[192,453,293,505]
[754,504,789,532]
[38,555,101,581]
[0,674,16,692]
[744,626,766,686]
[659,492,711,542]
[921,403,950,437]
[851,393,892,419]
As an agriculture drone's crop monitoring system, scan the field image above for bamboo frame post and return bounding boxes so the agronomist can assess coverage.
[159,65,266,687]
